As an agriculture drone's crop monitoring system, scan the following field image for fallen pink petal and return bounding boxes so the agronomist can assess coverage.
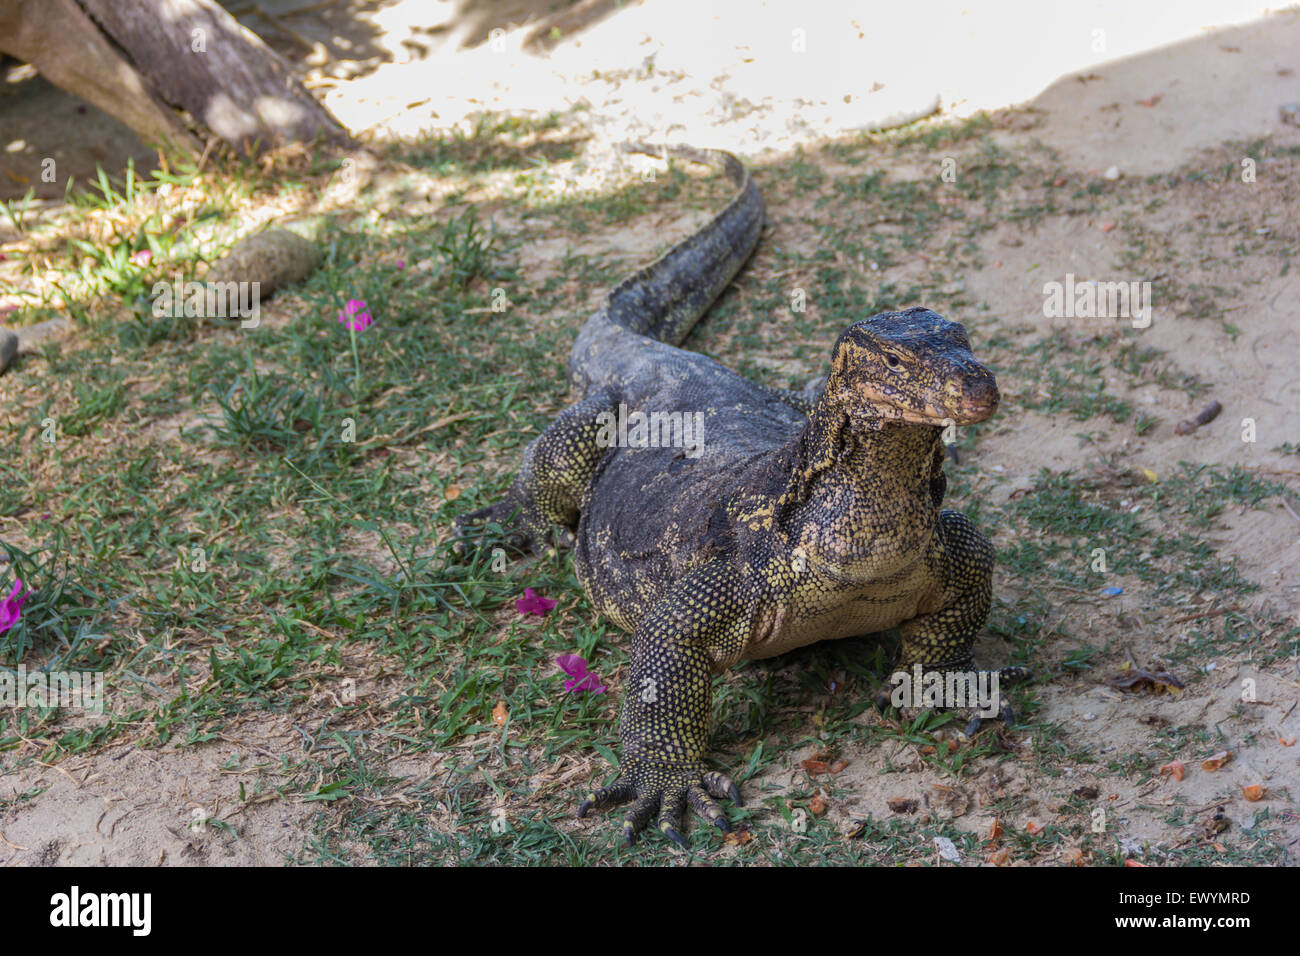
[130,249,152,266]
[0,578,26,633]
[515,587,557,616]
[555,654,606,694]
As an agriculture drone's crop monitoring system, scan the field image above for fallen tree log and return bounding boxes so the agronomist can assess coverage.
[0,0,350,157]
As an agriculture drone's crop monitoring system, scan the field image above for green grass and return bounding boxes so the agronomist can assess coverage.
[0,110,1295,866]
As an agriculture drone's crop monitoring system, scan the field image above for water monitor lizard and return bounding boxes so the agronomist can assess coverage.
[455,143,1027,848]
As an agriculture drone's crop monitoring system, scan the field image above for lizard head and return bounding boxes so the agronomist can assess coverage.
[827,307,999,427]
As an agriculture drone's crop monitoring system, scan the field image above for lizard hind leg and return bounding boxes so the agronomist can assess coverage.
[453,389,619,554]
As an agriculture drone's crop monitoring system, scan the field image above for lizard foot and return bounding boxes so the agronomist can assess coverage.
[577,763,742,849]
[875,665,1032,735]
[451,503,573,557]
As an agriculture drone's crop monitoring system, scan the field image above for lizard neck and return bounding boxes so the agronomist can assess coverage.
[787,390,941,494]
[775,389,942,563]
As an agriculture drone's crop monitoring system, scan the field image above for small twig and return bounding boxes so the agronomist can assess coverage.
[1175,400,1222,435]
[1172,606,1230,624]
[194,137,216,176]
[216,733,280,761]
[1280,497,1300,526]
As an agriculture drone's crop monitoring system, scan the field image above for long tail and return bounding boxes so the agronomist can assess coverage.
[603,142,765,346]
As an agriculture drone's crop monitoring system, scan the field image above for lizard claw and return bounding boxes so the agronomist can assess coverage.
[963,698,1017,736]
[661,825,690,850]
[579,762,742,849]
[885,664,1031,732]
[701,770,743,808]
[577,779,635,818]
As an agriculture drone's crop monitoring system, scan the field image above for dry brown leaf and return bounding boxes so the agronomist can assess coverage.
[1106,650,1185,693]
[987,817,1003,842]
[800,759,831,774]
[887,797,918,814]
[723,829,754,846]
[492,700,508,726]
[1279,736,1295,747]
[1025,820,1045,834]
[1242,785,1265,802]
[1201,807,1229,837]
[1124,859,1147,867]
[989,847,1011,865]
[1202,751,1233,771]
[830,759,849,774]
[445,485,462,501]
[928,784,970,819]
[1160,760,1186,781]
[809,794,828,816]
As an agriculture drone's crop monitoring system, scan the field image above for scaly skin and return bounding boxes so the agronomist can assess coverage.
[455,144,1026,849]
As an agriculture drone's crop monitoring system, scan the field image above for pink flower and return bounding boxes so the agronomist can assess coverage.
[515,587,557,616]
[555,654,605,694]
[396,260,405,269]
[0,578,26,633]
[130,249,152,266]
[337,298,373,332]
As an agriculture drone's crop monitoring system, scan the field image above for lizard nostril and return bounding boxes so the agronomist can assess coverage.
[962,381,1000,414]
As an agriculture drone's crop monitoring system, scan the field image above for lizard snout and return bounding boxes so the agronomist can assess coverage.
[957,378,1000,421]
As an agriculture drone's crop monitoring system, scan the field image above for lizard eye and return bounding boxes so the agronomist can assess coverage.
[884,353,901,369]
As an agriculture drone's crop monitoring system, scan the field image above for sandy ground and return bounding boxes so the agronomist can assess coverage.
[3,0,1299,864]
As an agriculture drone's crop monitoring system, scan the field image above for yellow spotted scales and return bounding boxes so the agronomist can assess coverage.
[455,143,1026,849]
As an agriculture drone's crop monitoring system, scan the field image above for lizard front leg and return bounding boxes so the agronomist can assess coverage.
[454,388,618,553]
[889,509,1030,731]
[578,562,750,849]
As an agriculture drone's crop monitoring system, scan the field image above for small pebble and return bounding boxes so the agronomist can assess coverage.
[0,328,16,374]
[207,229,320,295]
[1103,165,1121,180]
[934,836,962,863]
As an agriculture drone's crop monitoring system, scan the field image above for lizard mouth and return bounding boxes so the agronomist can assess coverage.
[953,394,999,423]
[863,390,999,427]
